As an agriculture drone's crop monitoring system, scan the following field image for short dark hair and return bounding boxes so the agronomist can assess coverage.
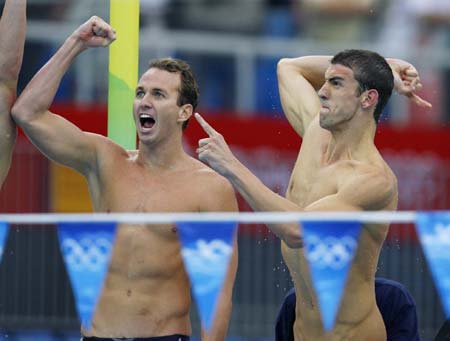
[331,49,394,123]
[148,58,199,130]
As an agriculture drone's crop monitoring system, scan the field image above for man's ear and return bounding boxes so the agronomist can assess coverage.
[361,89,379,109]
[178,104,193,123]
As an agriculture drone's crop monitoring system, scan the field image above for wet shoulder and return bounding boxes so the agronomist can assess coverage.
[341,159,398,210]
[341,158,396,187]
[188,158,235,194]
[191,159,232,183]
[183,158,237,211]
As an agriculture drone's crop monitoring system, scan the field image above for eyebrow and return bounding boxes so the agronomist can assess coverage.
[152,87,168,94]
[135,86,168,95]
[327,76,344,83]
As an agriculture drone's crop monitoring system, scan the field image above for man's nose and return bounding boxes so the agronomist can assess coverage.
[140,94,153,107]
[318,84,328,101]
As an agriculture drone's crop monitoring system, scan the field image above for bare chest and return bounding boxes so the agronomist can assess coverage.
[95,164,200,213]
[287,156,339,208]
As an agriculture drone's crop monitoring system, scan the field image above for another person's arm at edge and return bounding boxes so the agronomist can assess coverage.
[0,0,27,185]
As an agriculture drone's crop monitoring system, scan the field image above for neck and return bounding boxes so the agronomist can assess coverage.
[325,115,377,164]
[137,132,187,169]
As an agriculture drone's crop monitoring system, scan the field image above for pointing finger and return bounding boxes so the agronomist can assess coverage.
[411,93,432,108]
[195,113,218,137]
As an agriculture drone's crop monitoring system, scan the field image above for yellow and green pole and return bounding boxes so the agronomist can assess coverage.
[108,0,140,149]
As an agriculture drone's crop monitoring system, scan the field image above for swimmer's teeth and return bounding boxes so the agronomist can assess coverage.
[140,114,155,128]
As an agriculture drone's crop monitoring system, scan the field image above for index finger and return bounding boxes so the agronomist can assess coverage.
[194,113,219,137]
[410,93,432,108]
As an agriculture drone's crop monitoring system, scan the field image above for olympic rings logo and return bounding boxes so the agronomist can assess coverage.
[61,237,112,272]
[423,223,450,247]
[305,235,357,270]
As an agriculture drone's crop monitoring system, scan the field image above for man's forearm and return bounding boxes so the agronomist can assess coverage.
[225,160,303,248]
[0,0,26,83]
[0,0,25,185]
[278,55,332,91]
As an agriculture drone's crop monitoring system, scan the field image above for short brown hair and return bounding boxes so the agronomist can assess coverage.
[148,58,199,130]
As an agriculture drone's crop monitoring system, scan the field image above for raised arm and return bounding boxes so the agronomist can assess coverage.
[11,16,116,174]
[277,56,331,137]
[0,0,26,185]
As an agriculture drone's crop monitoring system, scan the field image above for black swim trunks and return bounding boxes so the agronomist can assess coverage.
[81,336,189,341]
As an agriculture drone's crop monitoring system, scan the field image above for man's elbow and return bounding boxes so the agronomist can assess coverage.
[282,227,304,249]
[277,58,307,81]
[11,99,33,126]
[277,58,293,74]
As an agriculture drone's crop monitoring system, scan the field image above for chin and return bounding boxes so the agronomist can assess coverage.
[138,134,155,145]
[319,116,332,130]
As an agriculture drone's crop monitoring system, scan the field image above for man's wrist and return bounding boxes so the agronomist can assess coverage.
[222,158,242,183]
[65,34,88,53]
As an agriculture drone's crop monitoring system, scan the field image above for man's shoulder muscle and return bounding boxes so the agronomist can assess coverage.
[190,164,237,212]
[195,166,234,194]
[340,163,397,210]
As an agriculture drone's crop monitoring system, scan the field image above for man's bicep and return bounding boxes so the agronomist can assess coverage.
[277,65,321,137]
[21,111,99,173]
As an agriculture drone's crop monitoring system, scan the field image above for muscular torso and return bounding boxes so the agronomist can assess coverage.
[282,119,397,341]
[81,145,219,337]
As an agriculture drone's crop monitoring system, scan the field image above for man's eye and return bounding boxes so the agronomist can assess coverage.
[136,90,145,98]
[331,80,339,86]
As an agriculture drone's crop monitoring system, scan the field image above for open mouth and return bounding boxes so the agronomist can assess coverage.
[139,114,155,129]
